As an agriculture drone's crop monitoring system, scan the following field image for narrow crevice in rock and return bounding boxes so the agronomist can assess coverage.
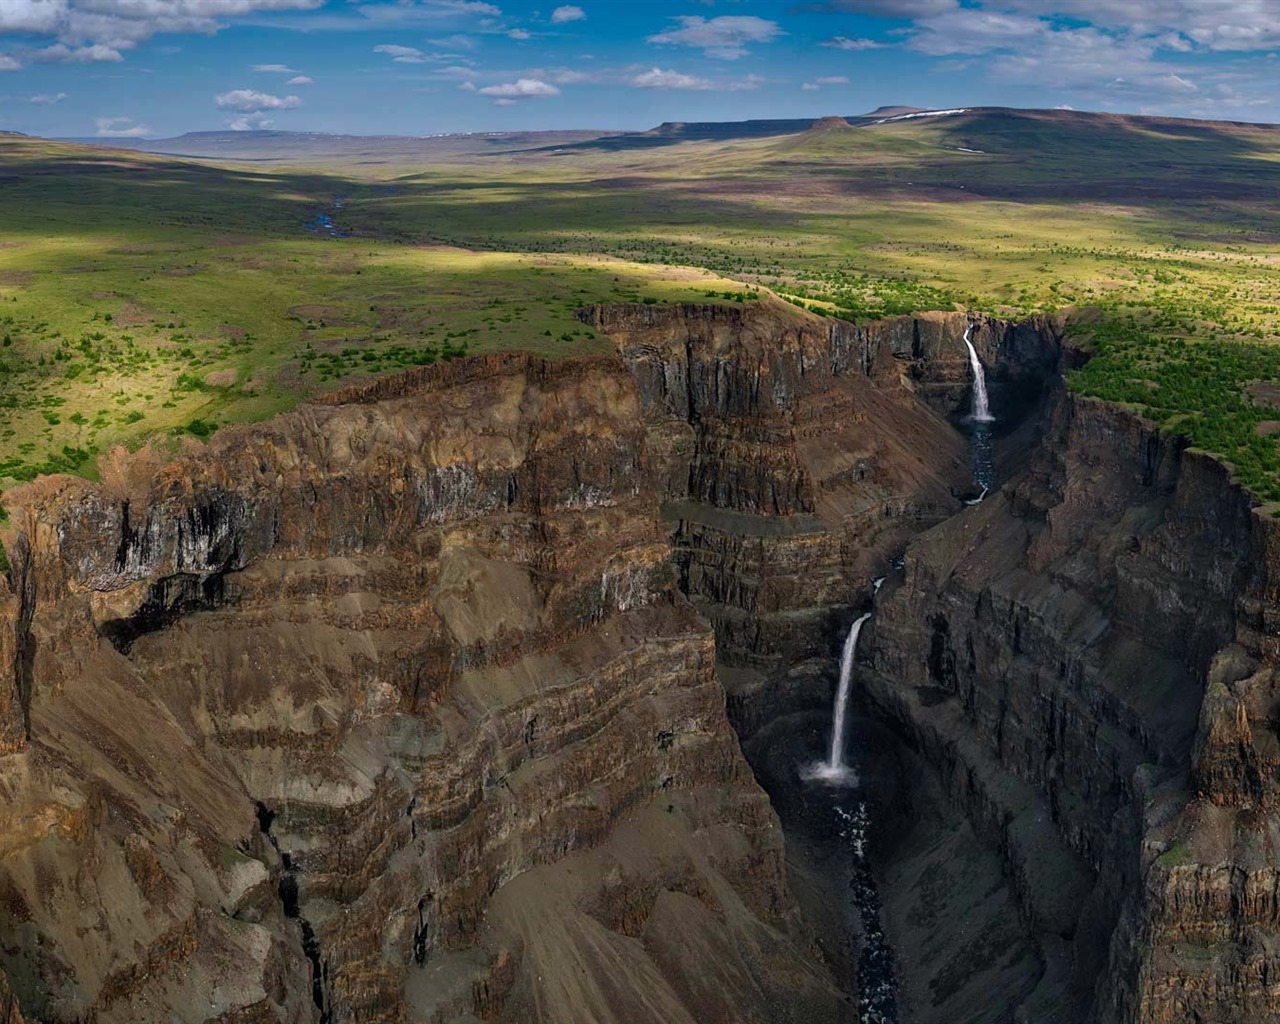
[256,802,331,1023]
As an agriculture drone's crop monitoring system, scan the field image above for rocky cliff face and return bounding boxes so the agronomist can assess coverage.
[581,302,1061,736]
[1,295,1271,1024]
[862,381,1280,1023]
[0,350,841,1023]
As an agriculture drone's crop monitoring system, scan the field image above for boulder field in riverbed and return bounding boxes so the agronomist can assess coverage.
[0,298,1273,1023]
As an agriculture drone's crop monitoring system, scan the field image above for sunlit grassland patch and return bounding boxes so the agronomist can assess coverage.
[8,110,1280,499]
[0,139,746,486]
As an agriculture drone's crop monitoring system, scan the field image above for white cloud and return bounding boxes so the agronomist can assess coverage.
[802,82,820,91]
[628,66,713,90]
[817,75,850,84]
[214,88,300,111]
[907,9,1043,56]
[544,67,591,83]
[476,77,559,97]
[822,36,884,50]
[228,112,274,130]
[252,63,297,72]
[0,55,20,71]
[285,73,311,84]
[0,1,326,65]
[29,91,67,104]
[373,43,427,63]
[30,42,121,62]
[507,28,529,39]
[550,5,585,23]
[95,115,151,137]
[0,0,67,35]
[1001,0,1280,53]
[647,15,783,60]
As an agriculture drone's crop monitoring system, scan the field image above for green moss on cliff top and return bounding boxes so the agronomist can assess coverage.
[1068,316,1280,503]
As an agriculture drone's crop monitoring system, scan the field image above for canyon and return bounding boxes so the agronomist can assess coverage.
[0,297,1274,1023]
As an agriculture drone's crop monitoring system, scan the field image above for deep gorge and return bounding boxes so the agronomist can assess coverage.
[0,298,1273,1023]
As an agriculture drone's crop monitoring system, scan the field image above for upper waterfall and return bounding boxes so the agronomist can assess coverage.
[962,322,994,423]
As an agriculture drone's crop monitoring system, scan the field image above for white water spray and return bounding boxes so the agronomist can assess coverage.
[962,322,994,423]
[804,612,872,786]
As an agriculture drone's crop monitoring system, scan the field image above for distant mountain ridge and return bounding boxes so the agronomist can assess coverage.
[44,105,1280,164]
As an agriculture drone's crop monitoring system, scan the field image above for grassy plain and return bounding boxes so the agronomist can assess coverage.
[5,107,1280,499]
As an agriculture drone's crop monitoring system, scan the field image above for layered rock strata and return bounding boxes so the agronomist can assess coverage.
[0,349,841,1023]
[581,302,1061,736]
[4,294,1272,1024]
[862,382,1280,1023]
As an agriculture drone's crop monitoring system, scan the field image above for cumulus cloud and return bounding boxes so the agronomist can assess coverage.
[29,91,67,104]
[476,77,559,97]
[1001,0,1280,52]
[0,55,20,71]
[0,0,325,64]
[286,74,311,84]
[647,15,783,60]
[95,114,151,137]
[30,42,122,62]
[550,5,585,23]
[822,36,884,50]
[507,28,530,39]
[214,88,300,111]
[227,112,274,130]
[373,43,427,63]
[802,82,820,91]
[628,66,713,90]
[827,1,1256,104]
[0,0,67,35]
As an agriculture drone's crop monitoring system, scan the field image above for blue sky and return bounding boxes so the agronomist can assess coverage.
[1,0,1279,138]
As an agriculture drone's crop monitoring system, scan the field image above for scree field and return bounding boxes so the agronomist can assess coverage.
[6,106,1280,501]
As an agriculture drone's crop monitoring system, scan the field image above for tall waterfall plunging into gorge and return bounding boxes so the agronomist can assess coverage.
[962,322,994,423]
[804,612,871,786]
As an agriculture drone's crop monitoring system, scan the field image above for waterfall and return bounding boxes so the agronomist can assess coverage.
[962,322,994,423]
[804,612,871,786]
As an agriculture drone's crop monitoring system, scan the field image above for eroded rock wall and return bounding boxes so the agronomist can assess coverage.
[582,302,1061,735]
[0,350,841,1023]
[862,382,1280,1023]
